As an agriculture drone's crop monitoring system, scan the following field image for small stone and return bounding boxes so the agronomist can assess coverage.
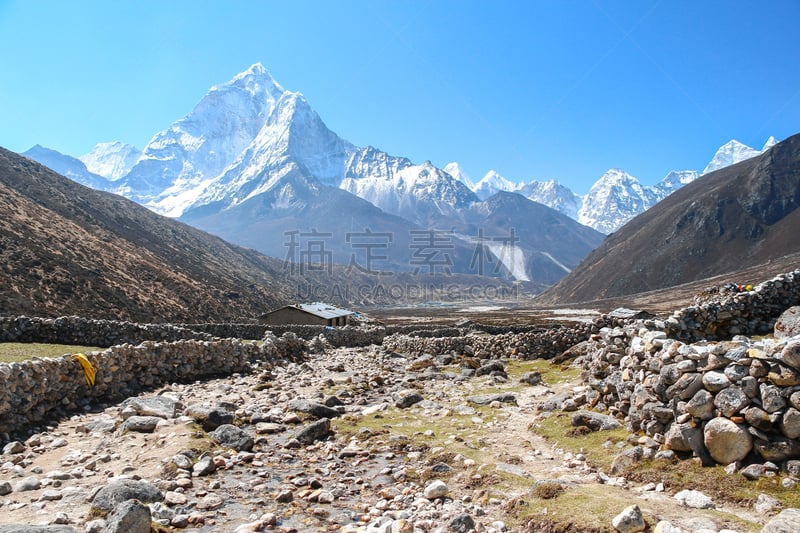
[294,418,331,445]
[449,512,476,532]
[276,489,294,503]
[755,493,781,514]
[611,504,646,533]
[197,493,224,510]
[0,481,12,496]
[702,371,730,392]
[210,424,254,452]
[2,441,24,455]
[740,464,767,480]
[423,479,448,499]
[14,476,41,492]
[520,371,542,386]
[192,455,217,477]
[714,386,749,417]
[393,390,424,409]
[120,415,161,433]
[674,489,714,509]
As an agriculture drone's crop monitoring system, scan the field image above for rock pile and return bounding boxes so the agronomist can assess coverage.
[570,318,800,472]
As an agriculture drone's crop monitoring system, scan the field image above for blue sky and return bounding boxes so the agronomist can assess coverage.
[1,0,798,192]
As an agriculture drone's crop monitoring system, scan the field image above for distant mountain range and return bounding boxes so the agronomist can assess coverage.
[20,64,605,285]
[441,138,776,234]
[18,63,779,285]
[539,133,800,304]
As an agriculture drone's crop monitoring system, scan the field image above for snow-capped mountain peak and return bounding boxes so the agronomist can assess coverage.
[702,139,760,175]
[472,170,524,200]
[521,179,582,219]
[79,141,141,181]
[577,169,656,234]
[444,162,475,189]
[762,136,778,152]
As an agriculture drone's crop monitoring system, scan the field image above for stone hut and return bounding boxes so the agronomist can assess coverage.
[260,302,355,326]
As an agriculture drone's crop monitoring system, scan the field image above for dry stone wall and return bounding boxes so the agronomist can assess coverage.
[571,319,800,470]
[0,335,306,439]
[0,316,213,347]
[384,322,607,360]
[664,270,800,341]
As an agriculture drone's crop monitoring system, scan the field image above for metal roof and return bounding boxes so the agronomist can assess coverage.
[293,302,354,320]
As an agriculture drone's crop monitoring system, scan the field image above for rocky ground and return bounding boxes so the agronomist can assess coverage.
[0,342,797,533]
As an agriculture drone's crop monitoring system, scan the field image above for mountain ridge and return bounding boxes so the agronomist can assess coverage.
[537,133,800,304]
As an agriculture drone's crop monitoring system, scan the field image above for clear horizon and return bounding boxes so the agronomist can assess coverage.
[1,0,798,192]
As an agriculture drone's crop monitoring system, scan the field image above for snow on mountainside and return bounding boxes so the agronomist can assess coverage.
[702,139,765,175]
[521,179,582,220]
[21,145,111,191]
[122,63,286,213]
[341,150,477,225]
[472,170,524,200]
[444,162,475,189]
[578,169,657,235]
[80,141,141,181]
[650,170,699,201]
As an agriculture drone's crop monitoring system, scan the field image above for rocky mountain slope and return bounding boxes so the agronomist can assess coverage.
[538,133,800,304]
[0,147,299,321]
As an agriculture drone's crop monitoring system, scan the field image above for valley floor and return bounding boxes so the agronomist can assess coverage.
[0,343,775,532]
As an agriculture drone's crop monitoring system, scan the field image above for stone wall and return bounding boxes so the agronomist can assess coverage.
[384,322,606,360]
[664,270,800,341]
[0,316,213,347]
[0,334,305,439]
[570,320,800,469]
[0,316,387,348]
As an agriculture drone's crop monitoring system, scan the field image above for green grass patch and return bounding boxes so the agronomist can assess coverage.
[528,411,628,471]
[333,404,499,464]
[515,484,759,533]
[506,358,582,385]
[624,458,800,510]
[0,343,103,363]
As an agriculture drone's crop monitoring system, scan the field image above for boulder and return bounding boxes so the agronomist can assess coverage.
[755,437,800,462]
[210,424,254,452]
[102,499,151,533]
[775,307,800,340]
[287,399,341,419]
[184,404,234,431]
[92,479,163,512]
[121,395,181,419]
[120,416,161,434]
[704,417,752,464]
[762,507,800,533]
[294,418,332,445]
[571,411,622,431]
[611,504,646,533]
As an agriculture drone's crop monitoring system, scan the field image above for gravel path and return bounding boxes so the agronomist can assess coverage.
[0,345,765,532]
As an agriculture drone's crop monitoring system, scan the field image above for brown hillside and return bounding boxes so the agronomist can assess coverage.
[0,147,296,322]
[539,133,800,304]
